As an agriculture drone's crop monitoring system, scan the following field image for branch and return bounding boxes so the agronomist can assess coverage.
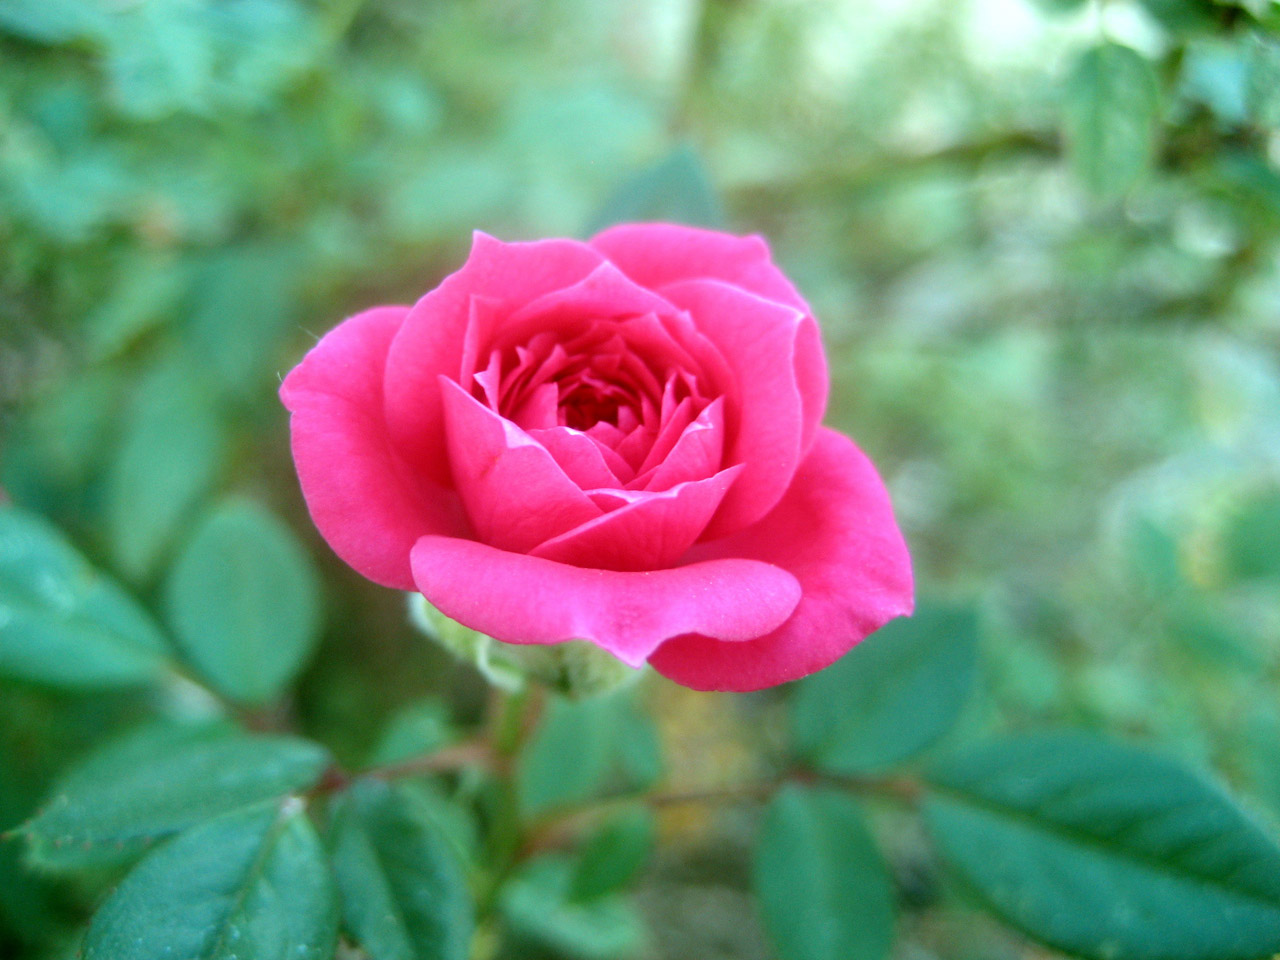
[365,738,496,782]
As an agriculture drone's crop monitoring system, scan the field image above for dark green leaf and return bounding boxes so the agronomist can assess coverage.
[329,779,474,960]
[105,356,226,583]
[753,785,895,960]
[1137,0,1220,34]
[83,801,337,960]
[0,369,124,518]
[519,697,616,817]
[792,604,978,773]
[586,145,723,234]
[1223,488,1280,581]
[501,855,647,960]
[368,698,454,767]
[613,694,663,791]
[924,733,1280,960]
[394,779,481,869]
[165,499,321,704]
[85,255,188,361]
[0,507,169,689]
[1064,44,1160,197]
[24,723,328,870]
[518,690,661,818]
[569,805,654,902]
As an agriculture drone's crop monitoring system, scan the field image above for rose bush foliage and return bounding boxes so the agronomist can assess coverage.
[280,224,912,691]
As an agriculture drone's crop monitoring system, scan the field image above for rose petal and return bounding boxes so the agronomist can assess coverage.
[280,306,467,590]
[632,396,695,480]
[385,232,604,485]
[793,311,828,456]
[593,224,828,455]
[647,428,913,691]
[410,535,801,667]
[503,261,677,337]
[531,465,742,571]
[660,279,809,536]
[440,378,602,553]
[591,223,810,315]
[638,397,725,492]
[528,426,626,489]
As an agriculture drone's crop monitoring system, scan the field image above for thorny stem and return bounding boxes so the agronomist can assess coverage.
[517,767,922,858]
[310,696,923,866]
[308,736,494,797]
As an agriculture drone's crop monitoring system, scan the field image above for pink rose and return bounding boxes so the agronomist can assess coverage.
[280,224,912,691]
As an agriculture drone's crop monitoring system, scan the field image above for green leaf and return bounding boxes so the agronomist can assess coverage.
[501,855,647,960]
[1247,35,1280,128]
[368,698,454,767]
[1064,43,1161,198]
[519,697,617,817]
[792,604,978,773]
[569,806,654,902]
[518,690,661,818]
[85,255,188,361]
[100,0,214,120]
[165,499,321,704]
[394,779,481,870]
[586,145,724,234]
[0,0,106,43]
[0,507,169,689]
[924,733,1280,960]
[23,723,329,870]
[329,779,474,960]
[1180,40,1251,125]
[105,356,226,583]
[83,800,337,960]
[184,246,299,396]
[1223,488,1280,581]
[1137,0,1220,34]
[0,368,124,517]
[753,785,895,960]
[1027,0,1089,11]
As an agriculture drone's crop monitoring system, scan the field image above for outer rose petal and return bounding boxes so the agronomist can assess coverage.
[648,428,913,692]
[411,536,801,667]
[280,306,467,590]
[590,223,809,314]
[384,232,605,485]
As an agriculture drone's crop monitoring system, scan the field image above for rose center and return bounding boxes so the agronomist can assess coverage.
[559,385,625,430]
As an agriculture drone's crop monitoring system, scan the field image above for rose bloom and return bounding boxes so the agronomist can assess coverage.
[280,224,912,691]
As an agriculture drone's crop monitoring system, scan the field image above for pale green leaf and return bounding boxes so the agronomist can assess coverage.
[0,507,169,689]
[105,356,226,583]
[1064,44,1160,197]
[165,499,321,704]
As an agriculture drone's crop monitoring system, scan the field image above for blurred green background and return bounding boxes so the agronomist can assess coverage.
[2,0,1280,958]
